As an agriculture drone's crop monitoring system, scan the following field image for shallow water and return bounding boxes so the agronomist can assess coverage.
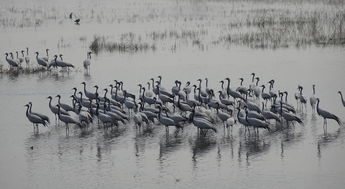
[1,0,345,189]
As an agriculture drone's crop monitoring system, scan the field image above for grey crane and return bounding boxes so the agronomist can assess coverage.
[261,102,280,123]
[57,105,80,132]
[157,106,182,133]
[225,78,245,101]
[81,82,98,100]
[316,98,341,133]
[310,85,317,112]
[83,51,92,72]
[190,108,217,136]
[5,53,19,68]
[35,52,48,68]
[338,91,345,107]
[245,110,270,132]
[47,96,69,122]
[25,104,47,132]
[28,102,50,124]
[56,95,74,112]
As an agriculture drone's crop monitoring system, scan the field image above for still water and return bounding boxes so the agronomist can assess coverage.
[1,0,345,188]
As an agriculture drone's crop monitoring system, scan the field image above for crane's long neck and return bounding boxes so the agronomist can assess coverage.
[316,100,320,114]
[252,75,255,82]
[25,106,30,116]
[104,90,108,99]
[29,104,32,113]
[48,98,52,108]
[83,84,87,94]
[313,86,315,95]
[285,93,288,103]
[205,79,208,88]
[138,86,142,96]
[151,79,154,89]
[261,87,265,93]
[26,48,29,55]
[340,93,345,104]
[262,102,264,111]
[256,79,259,86]
[240,80,243,86]
[142,88,145,97]
[57,97,61,104]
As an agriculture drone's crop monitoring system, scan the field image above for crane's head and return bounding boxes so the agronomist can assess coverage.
[72,87,77,91]
[56,94,61,98]
[46,49,49,52]
[93,85,98,89]
[251,73,255,76]
[255,77,260,81]
[338,91,342,94]
[5,52,8,56]
[24,104,29,108]
[35,52,39,55]
[47,96,52,99]
[81,82,86,85]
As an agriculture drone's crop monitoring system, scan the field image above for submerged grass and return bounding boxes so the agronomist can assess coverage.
[89,35,156,54]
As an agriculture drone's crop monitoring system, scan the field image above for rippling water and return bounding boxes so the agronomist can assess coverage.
[1,0,345,188]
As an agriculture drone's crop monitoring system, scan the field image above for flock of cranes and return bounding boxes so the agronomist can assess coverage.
[4,48,92,72]
[24,74,344,136]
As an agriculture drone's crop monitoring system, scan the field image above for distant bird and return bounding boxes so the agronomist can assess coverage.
[338,91,345,107]
[310,84,317,112]
[42,49,49,62]
[83,52,92,72]
[24,47,30,66]
[69,12,80,25]
[316,98,341,133]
